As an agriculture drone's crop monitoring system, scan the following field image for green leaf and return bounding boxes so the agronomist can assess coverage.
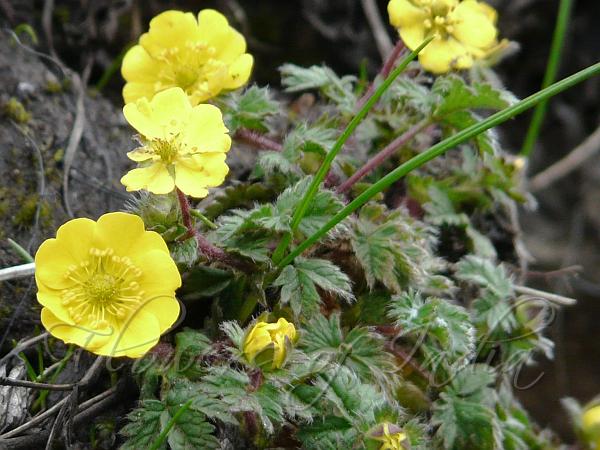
[388,290,475,369]
[220,321,246,350]
[163,386,219,450]
[296,416,356,450]
[455,255,513,299]
[273,177,345,237]
[432,365,500,450]
[300,314,396,391]
[351,209,441,294]
[273,257,354,317]
[172,329,212,379]
[432,75,510,117]
[169,238,198,268]
[121,400,165,450]
[433,394,501,450]
[178,265,234,302]
[221,85,279,132]
[279,64,357,113]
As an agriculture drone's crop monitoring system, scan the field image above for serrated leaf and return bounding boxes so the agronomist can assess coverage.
[163,385,219,450]
[173,329,212,379]
[351,210,440,294]
[274,177,345,237]
[433,75,509,117]
[121,400,165,450]
[221,85,279,132]
[296,416,356,450]
[433,393,501,450]
[279,64,357,113]
[432,365,500,449]
[455,255,513,299]
[273,257,354,317]
[388,290,475,369]
[220,320,246,350]
[178,265,234,302]
[300,314,396,391]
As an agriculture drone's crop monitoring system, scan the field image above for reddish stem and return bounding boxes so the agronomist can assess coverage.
[356,39,406,110]
[235,128,283,152]
[176,188,229,261]
[336,120,432,194]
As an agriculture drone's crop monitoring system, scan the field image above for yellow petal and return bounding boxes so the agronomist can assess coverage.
[174,153,229,198]
[388,0,428,29]
[121,45,162,83]
[451,0,498,50]
[183,104,231,152]
[95,212,146,255]
[136,293,180,334]
[95,309,161,358]
[41,308,112,352]
[418,36,472,73]
[121,162,175,195]
[35,218,97,290]
[214,28,247,63]
[399,24,427,51]
[37,290,74,325]
[123,87,191,140]
[224,53,254,90]
[244,326,272,361]
[127,146,155,162]
[139,10,200,58]
[197,9,232,51]
[123,82,158,105]
[132,249,182,294]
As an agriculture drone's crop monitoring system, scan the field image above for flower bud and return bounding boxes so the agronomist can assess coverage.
[243,318,296,370]
[583,404,600,448]
[370,422,408,449]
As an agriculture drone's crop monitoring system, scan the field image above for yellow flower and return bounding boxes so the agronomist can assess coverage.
[583,405,600,448]
[34,212,181,358]
[121,87,231,198]
[122,9,253,105]
[243,318,297,369]
[372,423,408,450]
[387,0,506,74]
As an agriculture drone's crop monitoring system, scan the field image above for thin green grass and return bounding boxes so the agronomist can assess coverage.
[520,0,573,157]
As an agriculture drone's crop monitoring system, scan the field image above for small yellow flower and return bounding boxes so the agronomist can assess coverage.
[122,9,253,105]
[372,423,408,450]
[121,87,231,198]
[387,0,506,74]
[34,212,181,358]
[243,318,297,369]
[583,404,600,448]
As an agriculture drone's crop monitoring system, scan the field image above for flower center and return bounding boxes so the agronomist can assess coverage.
[419,0,457,36]
[158,41,217,91]
[61,247,144,328]
[152,139,181,163]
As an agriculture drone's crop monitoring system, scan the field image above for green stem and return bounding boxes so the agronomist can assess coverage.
[278,61,600,268]
[520,0,573,156]
[271,37,434,264]
[149,399,193,450]
[190,209,218,230]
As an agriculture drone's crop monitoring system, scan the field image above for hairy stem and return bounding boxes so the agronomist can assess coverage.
[356,39,406,110]
[336,119,431,194]
[235,128,283,152]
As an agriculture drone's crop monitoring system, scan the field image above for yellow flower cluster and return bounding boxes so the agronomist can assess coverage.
[120,8,252,197]
[35,9,253,357]
[243,318,297,369]
[388,0,506,73]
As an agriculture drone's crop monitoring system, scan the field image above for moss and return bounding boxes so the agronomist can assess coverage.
[3,97,31,123]
[53,148,64,162]
[13,194,52,226]
[45,80,63,94]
